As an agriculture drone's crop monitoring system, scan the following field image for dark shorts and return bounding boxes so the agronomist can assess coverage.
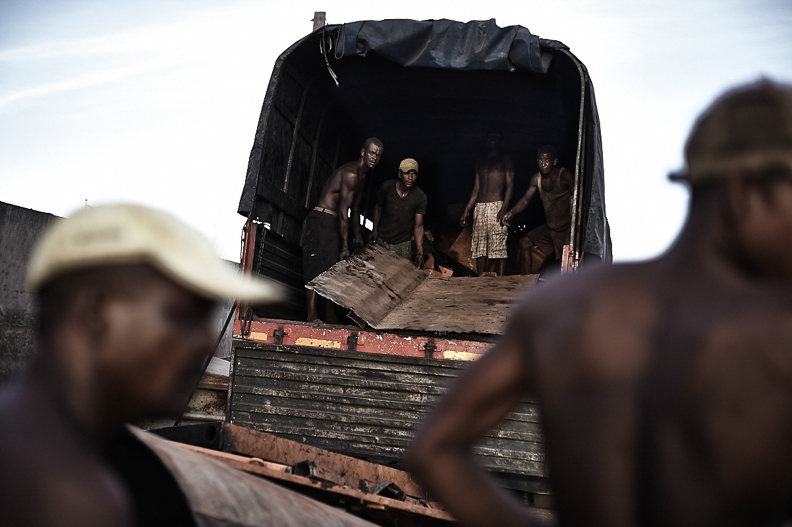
[302,209,340,285]
[524,223,570,260]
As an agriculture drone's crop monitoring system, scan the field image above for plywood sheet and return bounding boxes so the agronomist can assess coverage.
[447,225,476,273]
[306,244,425,327]
[377,275,537,334]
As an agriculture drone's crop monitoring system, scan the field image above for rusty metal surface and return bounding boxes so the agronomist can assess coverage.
[222,423,429,500]
[228,341,546,483]
[306,244,537,334]
[173,441,455,525]
[131,426,380,527]
[233,318,494,359]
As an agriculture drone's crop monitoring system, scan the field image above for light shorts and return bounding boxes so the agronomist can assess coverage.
[471,201,508,259]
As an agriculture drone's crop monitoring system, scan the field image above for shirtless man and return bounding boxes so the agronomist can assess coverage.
[0,204,281,526]
[303,137,383,321]
[460,132,514,276]
[502,145,573,274]
[406,81,792,527]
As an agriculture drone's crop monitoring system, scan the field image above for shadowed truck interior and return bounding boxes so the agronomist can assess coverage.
[237,20,609,321]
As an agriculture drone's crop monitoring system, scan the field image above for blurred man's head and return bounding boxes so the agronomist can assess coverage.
[27,204,282,429]
[678,81,792,278]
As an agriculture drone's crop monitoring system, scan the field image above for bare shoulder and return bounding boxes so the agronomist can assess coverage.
[522,261,660,317]
[510,261,662,375]
[559,167,574,186]
[0,387,132,526]
[336,161,360,179]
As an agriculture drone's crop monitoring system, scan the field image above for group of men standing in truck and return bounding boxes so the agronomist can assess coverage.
[460,133,574,277]
[301,132,574,320]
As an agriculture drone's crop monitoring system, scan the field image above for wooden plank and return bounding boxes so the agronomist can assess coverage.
[447,225,476,272]
[377,275,538,334]
[306,244,425,327]
[306,245,537,334]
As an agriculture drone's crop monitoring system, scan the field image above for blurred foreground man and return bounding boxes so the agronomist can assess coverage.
[405,81,792,527]
[0,204,281,527]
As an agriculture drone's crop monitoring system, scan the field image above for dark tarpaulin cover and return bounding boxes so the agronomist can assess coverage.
[335,19,549,73]
[238,18,611,260]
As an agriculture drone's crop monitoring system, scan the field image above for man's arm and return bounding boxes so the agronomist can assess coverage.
[371,202,382,243]
[403,317,548,527]
[560,167,575,192]
[460,166,481,226]
[497,157,515,223]
[337,170,358,259]
[350,182,365,253]
[414,213,425,268]
[502,174,539,226]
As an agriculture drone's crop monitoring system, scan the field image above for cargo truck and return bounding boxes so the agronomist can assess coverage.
[226,17,611,506]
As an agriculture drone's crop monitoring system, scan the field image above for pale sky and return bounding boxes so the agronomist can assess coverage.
[1,0,790,262]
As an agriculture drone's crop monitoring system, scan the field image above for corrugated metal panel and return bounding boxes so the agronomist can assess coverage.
[229,341,546,481]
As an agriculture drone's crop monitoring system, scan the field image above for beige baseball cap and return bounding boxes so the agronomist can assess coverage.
[673,80,792,183]
[399,158,419,173]
[27,204,284,303]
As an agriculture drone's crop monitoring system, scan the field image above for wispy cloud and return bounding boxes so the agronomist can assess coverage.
[0,10,223,111]
[0,55,175,109]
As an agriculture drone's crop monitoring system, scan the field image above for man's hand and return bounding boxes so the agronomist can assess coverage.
[501,210,513,227]
[415,254,425,269]
[460,211,470,227]
[369,230,378,244]
[353,240,365,254]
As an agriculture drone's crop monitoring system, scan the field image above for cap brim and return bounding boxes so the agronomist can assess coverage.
[668,170,689,183]
[158,251,285,305]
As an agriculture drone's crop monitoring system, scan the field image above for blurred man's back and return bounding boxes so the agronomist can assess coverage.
[406,81,792,527]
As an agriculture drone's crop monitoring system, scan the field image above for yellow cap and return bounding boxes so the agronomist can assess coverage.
[27,204,283,304]
[399,158,419,173]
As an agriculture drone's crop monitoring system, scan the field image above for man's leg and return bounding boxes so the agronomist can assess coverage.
[302,210,339,322]
[496,258,507,276]
[476,257,487,277]
[470,204,487,276]
[486,202,508,277]
[521,225,555,275]
[324,298,338,324]
[306,290,319,322]
[518,236,533,275]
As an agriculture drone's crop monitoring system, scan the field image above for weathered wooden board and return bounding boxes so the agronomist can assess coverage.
[307,244,537,335]
[306,244,425,327]
[377,275,537,334]
[447,225,476,272]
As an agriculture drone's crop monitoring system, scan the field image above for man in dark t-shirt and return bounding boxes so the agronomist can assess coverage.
[371,158,427,267]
